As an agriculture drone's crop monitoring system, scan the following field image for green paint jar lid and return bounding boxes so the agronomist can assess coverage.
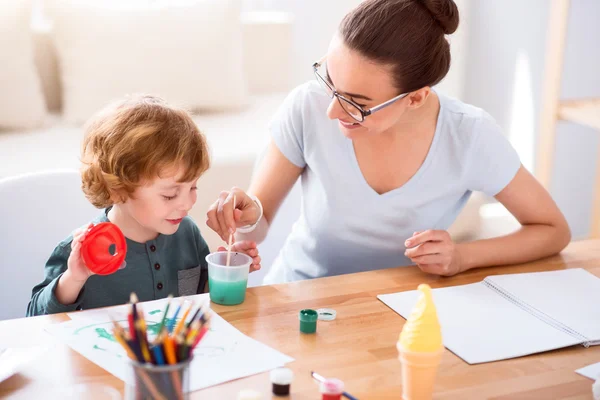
[317,308,337,321]
[298,309,318,334]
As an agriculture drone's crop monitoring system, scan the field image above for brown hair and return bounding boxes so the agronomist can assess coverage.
[81,95,210,208]
[340,0,459,93]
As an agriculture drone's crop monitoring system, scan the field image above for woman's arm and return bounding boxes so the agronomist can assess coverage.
[405,166,571,275]
[456,165,571,270]
[206,139,303,243]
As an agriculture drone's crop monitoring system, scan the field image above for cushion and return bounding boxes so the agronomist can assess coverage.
[47,0,249,124]
[0,0,48,130]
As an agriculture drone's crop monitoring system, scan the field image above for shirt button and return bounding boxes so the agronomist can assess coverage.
[154,263,160,270]
[150,245,156,252]
[157,282,163,290]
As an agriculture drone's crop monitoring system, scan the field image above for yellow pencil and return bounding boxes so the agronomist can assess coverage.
[185,320,200,344]
[136,319,152,363]
[173,302,193,337]
[112,323,137,360]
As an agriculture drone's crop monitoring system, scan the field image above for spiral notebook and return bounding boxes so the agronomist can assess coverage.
[378,268,600,364]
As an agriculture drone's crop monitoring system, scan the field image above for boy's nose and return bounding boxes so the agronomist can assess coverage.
[180,195,194,212]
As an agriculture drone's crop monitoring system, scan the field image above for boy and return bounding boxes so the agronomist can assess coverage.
[27,95,260,316]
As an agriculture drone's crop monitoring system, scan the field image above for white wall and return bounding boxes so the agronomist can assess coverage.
[436,0,470,99]
[463,0,600,239]
[244,0,470,98]
[244,0,363,86]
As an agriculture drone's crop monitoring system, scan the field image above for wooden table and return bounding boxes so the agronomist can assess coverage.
[1,240,600,399]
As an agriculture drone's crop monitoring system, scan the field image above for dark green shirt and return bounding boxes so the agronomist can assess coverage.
[27,209,209,316]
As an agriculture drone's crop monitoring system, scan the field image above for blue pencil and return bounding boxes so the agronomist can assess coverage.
[168,302,182,333]
[152,345,165,365]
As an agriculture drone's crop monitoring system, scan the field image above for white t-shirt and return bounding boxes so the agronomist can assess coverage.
[263,81,521,284]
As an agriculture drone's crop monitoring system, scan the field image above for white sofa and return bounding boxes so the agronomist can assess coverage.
[0,9,486,287]
[0,11,291,265]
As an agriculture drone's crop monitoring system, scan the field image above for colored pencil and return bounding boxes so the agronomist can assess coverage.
[173,302,193,336]
[112,293,214,400]
[168,302,182,333]
[156,295,173,338]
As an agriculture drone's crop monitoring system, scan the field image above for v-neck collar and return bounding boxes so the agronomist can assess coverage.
[345,91,445,199]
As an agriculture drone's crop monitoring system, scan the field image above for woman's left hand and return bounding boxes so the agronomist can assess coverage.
[404,230,463,276]
[218,240,262,273]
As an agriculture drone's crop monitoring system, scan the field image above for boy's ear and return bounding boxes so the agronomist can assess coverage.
[109,189,128,205]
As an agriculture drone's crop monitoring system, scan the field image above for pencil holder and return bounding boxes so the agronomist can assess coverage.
[125,358,192,400]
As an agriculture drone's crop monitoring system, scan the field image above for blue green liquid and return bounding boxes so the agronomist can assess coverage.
[209,277,248,305]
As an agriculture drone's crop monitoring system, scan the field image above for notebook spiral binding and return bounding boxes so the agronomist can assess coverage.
[483,278,591,348]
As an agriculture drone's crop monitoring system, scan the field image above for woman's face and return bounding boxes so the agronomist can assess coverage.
[324,35,414,139]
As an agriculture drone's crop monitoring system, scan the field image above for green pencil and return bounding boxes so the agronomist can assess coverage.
[156,295,173,340]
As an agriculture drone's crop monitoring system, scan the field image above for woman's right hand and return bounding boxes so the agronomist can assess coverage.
[67,223,96,283]
[206,187,261,241]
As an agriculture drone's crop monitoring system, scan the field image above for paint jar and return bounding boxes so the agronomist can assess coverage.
[320,378,344,400]
[299,309,318,334]
[270,367,293,396]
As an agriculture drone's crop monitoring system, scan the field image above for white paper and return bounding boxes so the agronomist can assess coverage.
[67,295,213,322]
[378,281,581,364]
[485,269,600,342]
[50,295,294,392]
[577,361,600,380]
[0,347,47,383]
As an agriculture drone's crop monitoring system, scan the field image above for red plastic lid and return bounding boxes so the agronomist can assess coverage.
[81,222,127,275]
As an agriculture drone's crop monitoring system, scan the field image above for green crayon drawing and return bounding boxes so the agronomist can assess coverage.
[71,308,218,359]
[92,344,123,358]
[192,346,226,358]
[95,328,116,342]
[74,317,179,341]
[93,344,107,352]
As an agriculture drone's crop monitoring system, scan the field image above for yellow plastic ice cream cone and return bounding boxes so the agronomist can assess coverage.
[397,284,443,400]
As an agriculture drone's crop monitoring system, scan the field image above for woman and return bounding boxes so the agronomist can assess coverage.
[206,0,571,283]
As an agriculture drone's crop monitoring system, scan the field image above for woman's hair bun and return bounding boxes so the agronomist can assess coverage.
[419,0,459,34]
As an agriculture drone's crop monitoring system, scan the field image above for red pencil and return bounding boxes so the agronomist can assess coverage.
[191,324,210,350]
[128,312,136,340]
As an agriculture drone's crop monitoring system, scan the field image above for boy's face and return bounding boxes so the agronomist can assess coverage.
[121,167,199,237]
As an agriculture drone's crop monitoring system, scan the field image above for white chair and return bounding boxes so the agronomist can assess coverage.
[0,170,99,321]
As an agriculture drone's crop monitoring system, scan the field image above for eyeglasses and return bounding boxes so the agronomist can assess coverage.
[312,55,409,122]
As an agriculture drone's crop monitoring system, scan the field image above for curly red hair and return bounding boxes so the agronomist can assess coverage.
[80,95,210,208]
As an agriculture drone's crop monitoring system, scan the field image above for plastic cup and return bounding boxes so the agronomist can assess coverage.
[206,251,252,305]
[125,358,192,400]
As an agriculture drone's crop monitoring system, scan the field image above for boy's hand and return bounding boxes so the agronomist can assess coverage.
[218,240,262,273]
[67,223,96,282]
[56,223,96,305]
